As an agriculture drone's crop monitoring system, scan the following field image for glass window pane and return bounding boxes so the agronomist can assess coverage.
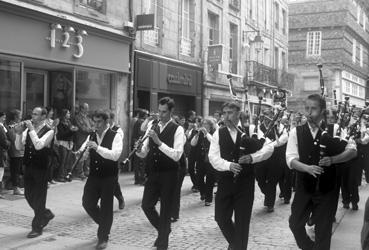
[76,70,112,111]
[0,60,21,113]
[26,72,45,115]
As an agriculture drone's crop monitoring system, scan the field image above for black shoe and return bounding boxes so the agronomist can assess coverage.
[41,210,55,228]
[267,206,274,213]
[96,240,108,250]
[352,203,359,211]
[153,237,159,247]
[118,197,125,210]
[27,230,42,238]
[171,217,178,222]
[343,203,350,209]
[200,195,205,201]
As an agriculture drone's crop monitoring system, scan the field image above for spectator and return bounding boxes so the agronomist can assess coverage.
[132,109,148,185]
[45,107,58,184]
[362,197,369,250]
[0,111,10,198]
[7,109,24,195]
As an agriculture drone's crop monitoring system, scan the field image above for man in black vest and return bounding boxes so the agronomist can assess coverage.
[81,110,123,250]
[209,101,274,250]
[15,107,55,238]
[136,97,185,250]
[286,94,357,250]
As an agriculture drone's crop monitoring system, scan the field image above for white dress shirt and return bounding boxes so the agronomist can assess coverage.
[136,119,185,162]
[15,122,55,151]
[209,124,274,172]
[79,127,123,161]
[272,123,289,148]
[286,123,357,169]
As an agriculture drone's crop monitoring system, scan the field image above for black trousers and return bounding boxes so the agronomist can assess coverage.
[341,160,360,205]
[279,163,293,202]
[10,157,23,187]
[197,161,215,203]
[24,166,51,232]
[82,175,116,241]
[255,152,284,208]
[188,154,197,189]
[114,175,124,201]
[171,164,186,219]
[215,174,255,250]
[142,170,178,249]
[289,188,338,250]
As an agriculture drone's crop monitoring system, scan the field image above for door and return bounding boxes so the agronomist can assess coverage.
[23,70,47,117]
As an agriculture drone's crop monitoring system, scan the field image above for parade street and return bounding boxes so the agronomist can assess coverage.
[0,173,365,250]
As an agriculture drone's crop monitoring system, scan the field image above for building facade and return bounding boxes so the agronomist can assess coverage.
[202,0,290,117]
[0,0,133,155]
[132,0,203,117]
[289,0,369,111]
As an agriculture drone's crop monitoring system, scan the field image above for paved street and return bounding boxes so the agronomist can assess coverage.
[0,173,366,250]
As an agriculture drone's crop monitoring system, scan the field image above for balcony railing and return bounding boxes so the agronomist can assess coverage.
[180,37,192,56]
[143,27,160,47]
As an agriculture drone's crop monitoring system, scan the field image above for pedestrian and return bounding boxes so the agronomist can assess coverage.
[15,107,55,238]
[136,97,185,250]
[108,111,125,210]
[0,111,10,198]
[81,110,123,250]
[72,103,94,179]
[286,94,357,249]
[7,109,24,195]
[45,106,58,184]
[55,109,78,182]
[185,118,199,192]
[191,117,216,206]
[208,101,274,250]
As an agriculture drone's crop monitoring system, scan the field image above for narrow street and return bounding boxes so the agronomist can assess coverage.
[0,173,365,250]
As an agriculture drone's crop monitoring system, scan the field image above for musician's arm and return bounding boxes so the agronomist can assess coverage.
[96,133,123,161]
[76,135,90,154]
[136,127,150,158]
[250,141,274,163]
[273,129,288,147]
[286,127,302,170]
[158,126,184,162]
[29,130,54,150]
[331,139,357,164]
[208,130,232,171]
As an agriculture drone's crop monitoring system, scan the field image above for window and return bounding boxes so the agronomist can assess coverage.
[352,84,358,96]
[0,60,21,113]
[264,48,269,66]
[275,47,279,69]
[229,23,238,74]
[274,2,279,29]
[180,0,192,56]
[229,0,240,9]
[303,76,319,91]
[143,0,160,47]
[281,51,286,70]
[353,38,356,63]
[344,80,351,93]
[208,12,219,45]
[357,5,361,24]
[360,44,363,67]
[78,0,106,14]
[363,14,367,30]
[306,31,321,56]
[250,0,253,20]
[282,9,287,34]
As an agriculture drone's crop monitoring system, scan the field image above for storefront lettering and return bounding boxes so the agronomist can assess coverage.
[47,24,87,59]
[167,72,192,87]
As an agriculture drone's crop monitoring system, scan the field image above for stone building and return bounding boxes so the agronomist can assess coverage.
[289,0,369,112]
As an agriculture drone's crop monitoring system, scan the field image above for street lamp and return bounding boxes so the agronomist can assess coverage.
[252,31,264,52]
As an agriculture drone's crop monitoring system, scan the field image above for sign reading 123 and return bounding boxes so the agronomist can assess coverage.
[48,23,88,59]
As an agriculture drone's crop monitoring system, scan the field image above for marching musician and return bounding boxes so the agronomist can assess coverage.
[80,110,123,250]
[286,94,357,249]
[15,107,55,238]
[208,101,274,250]
[136,97,185,250]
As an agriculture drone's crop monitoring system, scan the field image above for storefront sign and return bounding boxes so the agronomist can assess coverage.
[167,67,193,87]
[136,14,155,31]
[208,44,223,64]
[46,24,88,59]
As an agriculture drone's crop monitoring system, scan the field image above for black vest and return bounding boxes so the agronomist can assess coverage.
[23,126,51,169]
[111,125,120,132]
[146,121,179,174]
[296,123,336,193]
[89,129,118,178]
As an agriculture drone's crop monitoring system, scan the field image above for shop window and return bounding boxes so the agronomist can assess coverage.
[75,70,114,111]
[50,71,74,114]
[0,60,21,113]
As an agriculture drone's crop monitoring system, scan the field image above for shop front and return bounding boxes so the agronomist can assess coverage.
[134,51,203,117]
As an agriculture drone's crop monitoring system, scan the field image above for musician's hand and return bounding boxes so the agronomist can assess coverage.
[86,141,98,151]
[199,127,208,135]
[230,163,242,175]
[24,120,34,131]
[238,155,252,164]
[134,140,143,153]
[319,156,332,167]
[306,165,324,178]
[148,130,162,146]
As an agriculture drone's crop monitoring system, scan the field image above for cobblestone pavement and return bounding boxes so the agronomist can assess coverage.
[0,176,302,250]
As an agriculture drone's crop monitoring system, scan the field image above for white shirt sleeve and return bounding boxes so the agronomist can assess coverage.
[15,130,27,151]
[158,126,185,162]
[135,127,150,159]
[250,140,274,163]
[361,134,369,145]
[208,129,232,172]
[29,129,55,150]
[286,127,299,169]
[96,133,123,161]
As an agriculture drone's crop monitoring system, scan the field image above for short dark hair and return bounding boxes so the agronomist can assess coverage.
[159,97,175,111]
[307,94,326,110]
[221,101,241,112]
[7,109,21,122]
[0,111,5,118]
[60,109,70,120]
[92,110,109,121]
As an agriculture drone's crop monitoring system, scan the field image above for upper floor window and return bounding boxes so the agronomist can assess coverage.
[352,38,356,63]
[357,5,361,25]
[182,0,190,39]
[78,0,106,14]
[143,0,161,47]
[180,0,193,56]
[282,9,287,35]
[281,51,287,70]
[360,44,363,67]
[208,12,219,45]
[274,2,279,30]
[306,31,321,56]
[229,23,238,74]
